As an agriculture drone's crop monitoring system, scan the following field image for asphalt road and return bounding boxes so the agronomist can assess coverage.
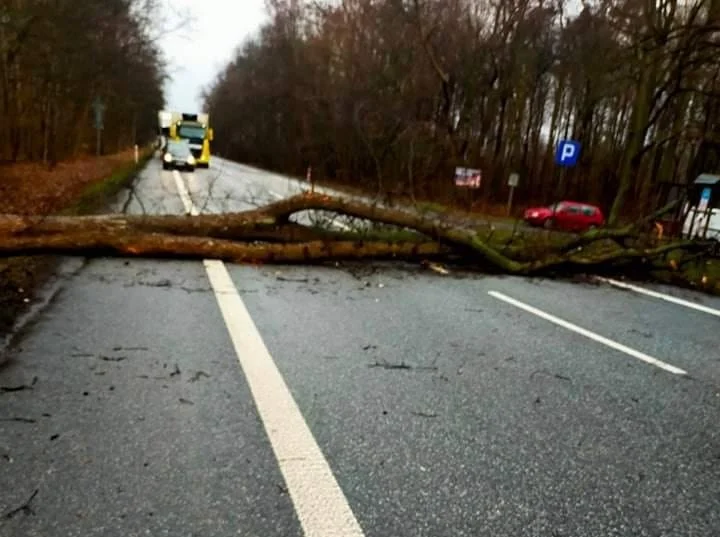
[2,156,720,536]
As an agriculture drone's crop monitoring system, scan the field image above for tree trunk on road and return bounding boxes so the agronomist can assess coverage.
[0,193,715,284]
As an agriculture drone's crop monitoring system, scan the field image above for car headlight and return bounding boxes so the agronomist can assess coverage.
[186,155,196,165]
[163,153,172,162]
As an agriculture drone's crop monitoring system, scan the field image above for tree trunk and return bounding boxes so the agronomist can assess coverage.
[0,193,713,282]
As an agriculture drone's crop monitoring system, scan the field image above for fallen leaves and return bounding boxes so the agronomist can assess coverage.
[0,151,136,216]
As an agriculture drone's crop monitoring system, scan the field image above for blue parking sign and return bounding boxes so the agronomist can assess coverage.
[699,187,712,211]
[555,140,581,167]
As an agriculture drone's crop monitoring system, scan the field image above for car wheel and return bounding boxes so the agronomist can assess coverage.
[543,218,554,230]
[162,163,169,170]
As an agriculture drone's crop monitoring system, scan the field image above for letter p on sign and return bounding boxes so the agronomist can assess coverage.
[555,140,581,167]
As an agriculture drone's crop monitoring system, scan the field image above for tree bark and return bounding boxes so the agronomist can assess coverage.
[0,232,447,263]
[0,193,712,282]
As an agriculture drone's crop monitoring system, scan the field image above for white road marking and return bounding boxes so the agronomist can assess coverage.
[488,291,688,376]
[172,170,365,537]
[596,277,720,318]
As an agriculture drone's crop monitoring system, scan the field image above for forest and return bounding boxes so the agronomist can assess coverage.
[0,0,165,165]
[204,0,720,223]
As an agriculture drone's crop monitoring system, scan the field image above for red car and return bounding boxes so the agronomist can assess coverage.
[524,201,605,232]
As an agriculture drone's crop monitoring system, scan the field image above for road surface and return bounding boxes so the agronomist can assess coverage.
[1,157,720,536]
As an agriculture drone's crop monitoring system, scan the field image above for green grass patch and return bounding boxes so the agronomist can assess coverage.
[62,149,153,216]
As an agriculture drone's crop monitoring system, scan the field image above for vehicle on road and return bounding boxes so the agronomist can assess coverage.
[168,111,213,168]
[524,201,605,231]
[162,139,196,171]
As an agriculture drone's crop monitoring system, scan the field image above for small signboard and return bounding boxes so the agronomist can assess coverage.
[508,173,519,187]
[454,167,482,188]
[92,97,105,131]
[699,187,712,211]
[555,140,581,167]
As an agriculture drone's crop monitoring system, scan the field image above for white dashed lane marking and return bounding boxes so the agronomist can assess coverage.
[489,290,688,376]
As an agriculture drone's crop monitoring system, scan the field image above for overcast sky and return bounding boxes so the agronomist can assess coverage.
[159,0,268,112]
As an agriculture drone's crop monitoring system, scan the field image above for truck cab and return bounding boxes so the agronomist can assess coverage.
[170,113,213,168]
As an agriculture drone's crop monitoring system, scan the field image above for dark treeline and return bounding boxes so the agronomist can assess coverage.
[204,0,720,222]
[0,0,165,164]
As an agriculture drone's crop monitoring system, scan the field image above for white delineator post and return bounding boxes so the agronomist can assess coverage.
[134,144,139,163]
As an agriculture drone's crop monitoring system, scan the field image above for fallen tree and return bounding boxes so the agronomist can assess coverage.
[0,193,717,290]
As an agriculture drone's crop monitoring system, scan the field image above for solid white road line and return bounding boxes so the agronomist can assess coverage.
[596,277,720,318]
[172,171,365,537]
[488,291,688,376]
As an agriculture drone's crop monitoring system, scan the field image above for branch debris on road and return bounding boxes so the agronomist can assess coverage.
[3,489,39,520]
[0,194,714,294]
[530,370,572,382]
[368,360,439,372]
[99,355,127,362]
[368,360,412,370]
[411,411,439,418]
[0,417,36,424]
[1,376,37,393]
[189,371,210,382]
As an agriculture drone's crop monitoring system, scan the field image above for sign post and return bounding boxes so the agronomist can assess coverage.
[92,97,105,157]
[507,172,519,216]
[552,140,582,222]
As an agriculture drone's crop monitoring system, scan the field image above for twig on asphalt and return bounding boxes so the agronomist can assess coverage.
[276,276,310,283]
[368,360,439,372]
[189,371,210,383]
[368,360,412,370]
[411,411,438,418]
[530,369,571,382]
[99,356,127,362]
[1,377,37,393]
[0,417,36,424]
[3,489,38,519]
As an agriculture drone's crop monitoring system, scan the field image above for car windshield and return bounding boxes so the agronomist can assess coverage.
[177,125,206,140]
[167,142,190,156]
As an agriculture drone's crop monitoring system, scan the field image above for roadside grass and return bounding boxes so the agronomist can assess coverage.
[0,148,153,338]
[63,151,153,215]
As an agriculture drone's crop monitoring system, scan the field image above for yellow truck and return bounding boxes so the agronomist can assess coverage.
[165,112,214,168]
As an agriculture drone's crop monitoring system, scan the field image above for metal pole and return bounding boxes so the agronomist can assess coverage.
[96,128,101,157]
[507,185,515,216]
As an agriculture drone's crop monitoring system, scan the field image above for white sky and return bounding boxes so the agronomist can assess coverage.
[159,0,268,112]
